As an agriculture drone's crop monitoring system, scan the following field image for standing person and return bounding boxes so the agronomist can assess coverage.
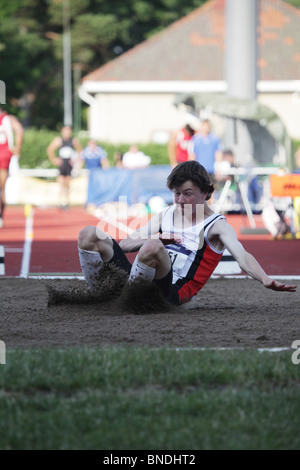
[80,139,110,171]
[293,147,300,235]
[0,106,24,228]
[122,145,151,169]
[77,161,296,309]
[168,124,195,168]
[47,125,82,210]
[114,150,124,168]
[188,119,223,179]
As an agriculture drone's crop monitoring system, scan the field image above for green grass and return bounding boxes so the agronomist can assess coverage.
[0,347,299,450]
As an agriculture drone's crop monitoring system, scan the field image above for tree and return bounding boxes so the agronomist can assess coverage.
[0,0,208,128]
[0,0,298,129]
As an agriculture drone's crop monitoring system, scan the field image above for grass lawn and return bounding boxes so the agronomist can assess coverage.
[0,347,299,450]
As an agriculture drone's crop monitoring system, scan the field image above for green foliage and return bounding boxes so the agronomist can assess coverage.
[18,128,169,168]
[284,0,300,7]
[19,128,59,169]
[18,128,300,169]
[103,142,169,166]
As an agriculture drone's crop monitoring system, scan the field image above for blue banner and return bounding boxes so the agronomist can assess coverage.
[87,165,174,206]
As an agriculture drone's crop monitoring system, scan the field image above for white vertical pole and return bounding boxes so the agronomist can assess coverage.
[63,0,72,126]
[225,0,258,101]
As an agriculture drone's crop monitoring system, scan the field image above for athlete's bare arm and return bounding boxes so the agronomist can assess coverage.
[209,219,297,292]
[47,136,62,166]
[9,115,24,156]
[168,131,178,168]
[72,137,83,153]
[119,212,163,253]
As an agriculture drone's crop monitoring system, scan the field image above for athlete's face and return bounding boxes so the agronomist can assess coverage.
[173,180,207,215]
[61,126,72,140]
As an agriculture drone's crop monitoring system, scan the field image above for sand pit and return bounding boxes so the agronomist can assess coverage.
[1,275,299,350]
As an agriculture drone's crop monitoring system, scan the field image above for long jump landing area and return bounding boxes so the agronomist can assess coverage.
[1,205,299,351]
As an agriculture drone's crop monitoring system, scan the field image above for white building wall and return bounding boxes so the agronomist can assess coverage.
[87,90,300,145]
[94,93,196,144]
[258,93,300,141]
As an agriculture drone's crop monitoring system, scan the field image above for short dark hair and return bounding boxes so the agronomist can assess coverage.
[167,161,214,200]
[223,148,234,156]
[185,124,195,136]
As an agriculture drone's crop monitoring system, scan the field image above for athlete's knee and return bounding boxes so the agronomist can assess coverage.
[78,225,97,250]
[138,239,165,264]
[78,225,114,260]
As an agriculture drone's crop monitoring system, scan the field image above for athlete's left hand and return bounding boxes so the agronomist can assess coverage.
[263,279,297,292]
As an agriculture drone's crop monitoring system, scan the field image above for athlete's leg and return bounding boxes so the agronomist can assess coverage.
[63,175,71,207]
[0,169,9,222]
[78,225,114,260]
[129,239,171,282]
[57,174,71,208]
[78,225,131,289]
[125,239,178,309]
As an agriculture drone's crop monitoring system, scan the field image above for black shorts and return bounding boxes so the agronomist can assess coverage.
[107,239,181,306]
[59,159,73,176]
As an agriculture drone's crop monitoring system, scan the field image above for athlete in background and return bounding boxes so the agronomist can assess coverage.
[47,125,82,210]
[0,106,24,228]
[168,124,195,168]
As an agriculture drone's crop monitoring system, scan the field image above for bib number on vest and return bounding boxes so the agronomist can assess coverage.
[166,244,191,272]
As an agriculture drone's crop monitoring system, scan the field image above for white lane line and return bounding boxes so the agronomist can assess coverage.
[211,274,300,280]
[172,347,290,352]
[20,206,34,278]
[26,274,300,281]
[3,247,24,253]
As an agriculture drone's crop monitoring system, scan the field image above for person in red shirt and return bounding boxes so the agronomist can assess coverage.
[168,124,195,168]
[0,106,24,228]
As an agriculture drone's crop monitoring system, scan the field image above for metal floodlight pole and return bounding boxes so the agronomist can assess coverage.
[73,64,82,133]
[63,0,72,126]
[225,0,259,230]
[225,0,258,101]
[224,0,258,164]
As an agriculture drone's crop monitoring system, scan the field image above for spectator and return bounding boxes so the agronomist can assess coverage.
[293,147,300,235]
[188,119,222,179]
[168,124,195,168]
[214,148,236,184]
[122,145,151,169]
[0,106,24,228]
[294,147,300,174]
[114,150,124,168]
[80,140,110,171]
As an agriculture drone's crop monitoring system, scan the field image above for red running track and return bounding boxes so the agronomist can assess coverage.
[0,205,300,277]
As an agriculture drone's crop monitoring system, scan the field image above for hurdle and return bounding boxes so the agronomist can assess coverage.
[0,245,4,276]
[213,249,242,276]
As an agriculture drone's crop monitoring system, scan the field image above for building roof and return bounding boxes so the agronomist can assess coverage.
[82,0,300,83]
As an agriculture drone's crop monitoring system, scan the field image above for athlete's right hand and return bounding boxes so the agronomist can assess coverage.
[159,232,183,245]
